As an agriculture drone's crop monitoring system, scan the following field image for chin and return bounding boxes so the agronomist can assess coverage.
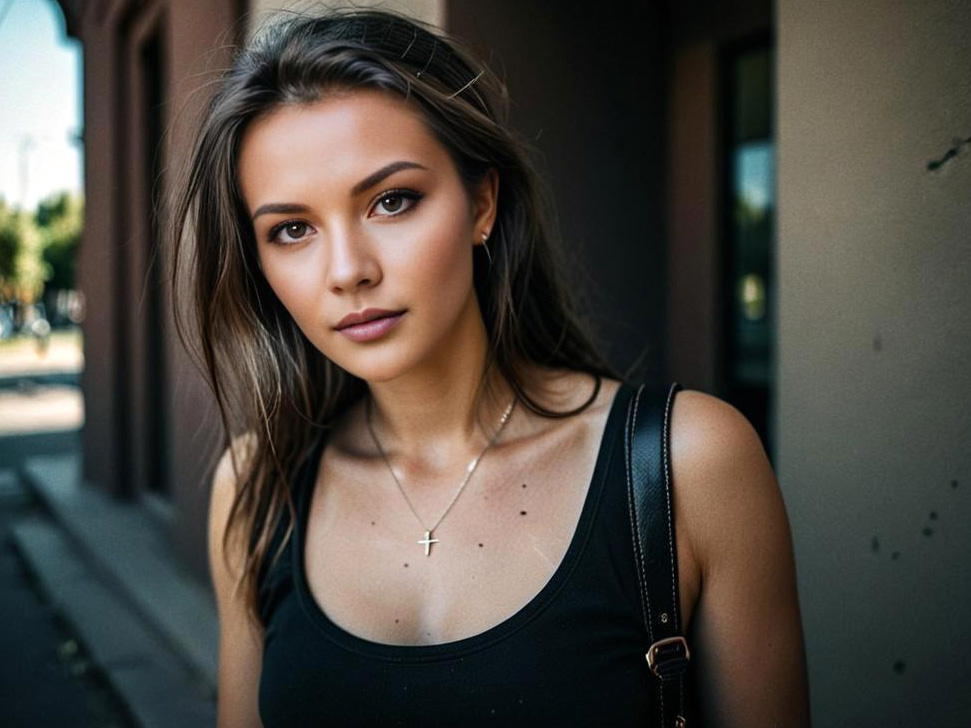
[323,344,422,385]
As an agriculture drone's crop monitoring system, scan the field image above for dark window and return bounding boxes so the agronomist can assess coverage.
[721,37,776,456]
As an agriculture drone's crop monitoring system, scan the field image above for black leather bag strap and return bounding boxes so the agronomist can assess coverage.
[624,381,690,727]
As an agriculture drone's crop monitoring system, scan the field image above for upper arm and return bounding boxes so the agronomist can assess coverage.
[209,436,265,728]
[671,390,810,727]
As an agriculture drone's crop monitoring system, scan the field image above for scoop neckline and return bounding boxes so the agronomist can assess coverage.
[291,380,631,662]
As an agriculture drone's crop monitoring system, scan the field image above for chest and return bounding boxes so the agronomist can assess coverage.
[258,393,668,727]
[258,383,702,727]
[302,418,606,646]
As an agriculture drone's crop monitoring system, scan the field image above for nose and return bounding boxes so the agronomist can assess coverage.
[325,223,381,293]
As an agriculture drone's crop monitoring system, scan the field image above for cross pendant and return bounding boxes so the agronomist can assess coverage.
[418,530,440,557]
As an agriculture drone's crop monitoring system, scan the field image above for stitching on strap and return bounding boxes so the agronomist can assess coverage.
[624,383,653,642]
[628,383,665,722]
[663,382,684,723]
[662,382,679,633]
[631,384,653,640]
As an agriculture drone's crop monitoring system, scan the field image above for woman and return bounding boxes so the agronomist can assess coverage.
[172,9,809,727]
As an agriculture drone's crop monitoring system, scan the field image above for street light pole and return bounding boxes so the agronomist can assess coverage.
[18,134,36,210]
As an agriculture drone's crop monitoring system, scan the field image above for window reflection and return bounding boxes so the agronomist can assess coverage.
[723,40,775,452]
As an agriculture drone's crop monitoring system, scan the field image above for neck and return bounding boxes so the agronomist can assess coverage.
[364,295,516,470]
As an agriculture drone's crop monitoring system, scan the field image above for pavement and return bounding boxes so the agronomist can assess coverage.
[0,329,84,436]
[0,332,217,728]
[0,468,135,728]
[0,330,83,378]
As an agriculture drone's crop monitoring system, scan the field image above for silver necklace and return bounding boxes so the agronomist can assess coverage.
[365,394,516,556]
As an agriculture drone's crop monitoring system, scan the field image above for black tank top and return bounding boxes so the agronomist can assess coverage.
[257,381,657,726]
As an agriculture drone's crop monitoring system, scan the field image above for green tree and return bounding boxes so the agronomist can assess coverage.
[36,193,70,228]
[35,192,83,292]
[15,213,47,303]
[0,200,19,288]
[0,200,47,302]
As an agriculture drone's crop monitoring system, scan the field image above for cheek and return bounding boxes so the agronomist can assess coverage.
[261,256,323,323]
[404,212,474,307]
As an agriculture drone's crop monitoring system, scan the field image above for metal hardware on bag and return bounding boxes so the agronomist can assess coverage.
[645,635,691,676]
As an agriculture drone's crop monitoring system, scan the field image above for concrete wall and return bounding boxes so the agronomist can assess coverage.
[247,0,445,33]
[775,1,971,723]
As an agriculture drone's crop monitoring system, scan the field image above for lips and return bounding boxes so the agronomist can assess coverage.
[335,309,406,343]
[335,308,406,330]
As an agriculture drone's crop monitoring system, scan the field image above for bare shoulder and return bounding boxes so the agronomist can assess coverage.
[210,431,258,579]
[669,388,765,472]
[210,432,266,727]
[668,389,810,725]
[213,431,258,493]
[668,389,783,569]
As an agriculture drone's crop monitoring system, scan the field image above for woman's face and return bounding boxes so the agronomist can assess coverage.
[237,90,496,382]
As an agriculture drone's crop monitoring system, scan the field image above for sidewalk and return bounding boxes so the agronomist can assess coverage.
[0,468,135,728]
[0,333,217,728]
[0,329,84,378]
[5,453,218,728]
[0,329,84,436]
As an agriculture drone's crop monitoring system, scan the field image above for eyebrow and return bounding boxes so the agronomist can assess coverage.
[251,202,312,220]
[251,160,428,221]
[351,160,428,196]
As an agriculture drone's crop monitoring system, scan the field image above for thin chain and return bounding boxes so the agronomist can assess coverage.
[365,394,516,535]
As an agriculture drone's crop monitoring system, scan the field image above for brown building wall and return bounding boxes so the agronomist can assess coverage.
[665,42,720,393]
[665,0,772,394]
[74,6,123,499]
[448,1,772,392]
[447,1,670,382]
[62,0,240,579]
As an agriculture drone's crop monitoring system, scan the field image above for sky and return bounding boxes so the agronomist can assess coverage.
[0,0,82,211]
[736,141,774,212]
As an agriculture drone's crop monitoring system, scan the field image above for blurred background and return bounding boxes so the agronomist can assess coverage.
[0,0,968,726]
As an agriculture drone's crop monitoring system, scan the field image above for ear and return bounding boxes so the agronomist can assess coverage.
[470,167,499,241]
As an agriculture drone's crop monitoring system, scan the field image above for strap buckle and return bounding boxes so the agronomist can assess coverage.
[645,635,691,678]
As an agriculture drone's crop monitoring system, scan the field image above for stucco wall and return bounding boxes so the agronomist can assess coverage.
[775,1,971,723]
[247,0,445,33]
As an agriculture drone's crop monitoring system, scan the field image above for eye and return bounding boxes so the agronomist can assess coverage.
[370,189,422,218]
[267,220,314,245]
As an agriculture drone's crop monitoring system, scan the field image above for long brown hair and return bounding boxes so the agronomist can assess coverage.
[170,8,621,622]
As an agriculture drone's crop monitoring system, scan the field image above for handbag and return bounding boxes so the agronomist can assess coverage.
[624,381,691,727]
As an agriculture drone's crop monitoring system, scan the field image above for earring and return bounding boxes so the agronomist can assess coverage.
[479,231,493,265]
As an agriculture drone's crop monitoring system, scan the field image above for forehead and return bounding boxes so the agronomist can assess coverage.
[237,90,449,204]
